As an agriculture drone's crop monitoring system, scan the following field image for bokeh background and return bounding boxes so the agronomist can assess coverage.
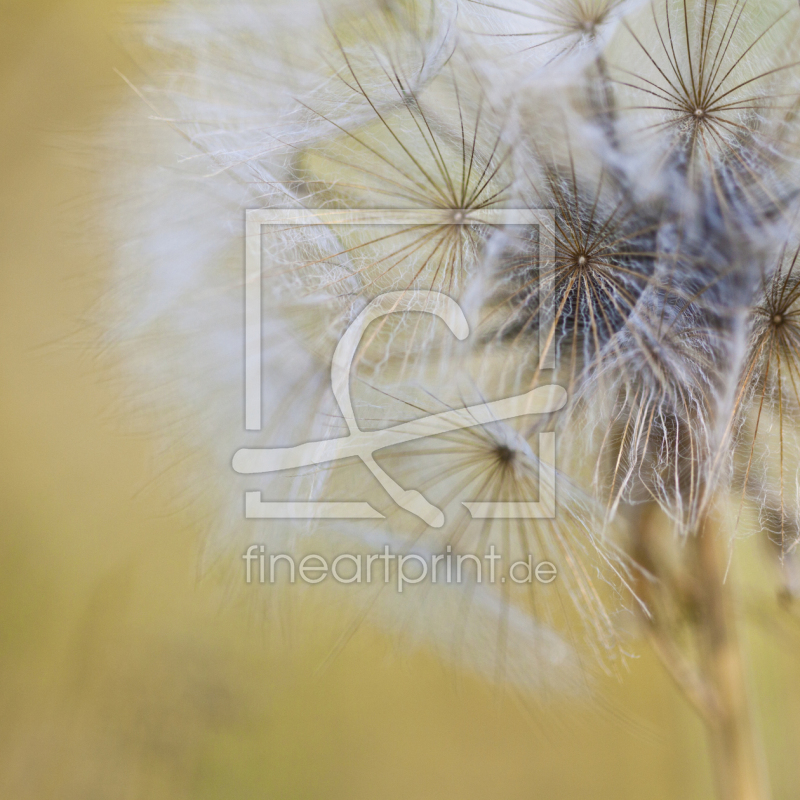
[1,2,800,798]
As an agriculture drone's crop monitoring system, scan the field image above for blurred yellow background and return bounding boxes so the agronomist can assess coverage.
[1,2,799,798]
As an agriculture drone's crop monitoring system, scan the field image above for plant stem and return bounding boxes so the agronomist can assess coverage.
[692,512,770,800]
[632,503,770,800]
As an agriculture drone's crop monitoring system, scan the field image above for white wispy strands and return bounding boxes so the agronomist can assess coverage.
[102,0,800,712]
[458,0,643,70]
[322,372,637,663]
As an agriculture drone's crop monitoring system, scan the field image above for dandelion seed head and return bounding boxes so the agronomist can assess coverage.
[607,0,800,220]
[100,0,800,688]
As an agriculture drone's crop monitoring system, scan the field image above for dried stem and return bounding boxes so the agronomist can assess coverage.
[692,510,770,800]
[633,503,770,800]
[632,503,717,724]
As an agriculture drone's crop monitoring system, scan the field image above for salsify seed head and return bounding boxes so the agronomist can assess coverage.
[100,0,800,688]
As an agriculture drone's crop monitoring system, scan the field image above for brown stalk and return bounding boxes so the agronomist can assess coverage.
[692,509,770,800]
[633,502,770,800]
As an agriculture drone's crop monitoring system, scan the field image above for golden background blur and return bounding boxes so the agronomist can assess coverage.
[1,2,799,798]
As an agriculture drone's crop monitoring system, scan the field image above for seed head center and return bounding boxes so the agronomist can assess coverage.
[773,313,784,326]
[452,209,466,224]
[495,444,515,465]
[694,108,706,119]
[577,255,588,268]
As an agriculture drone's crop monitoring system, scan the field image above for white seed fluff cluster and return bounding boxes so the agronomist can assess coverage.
[102,0,800,689]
